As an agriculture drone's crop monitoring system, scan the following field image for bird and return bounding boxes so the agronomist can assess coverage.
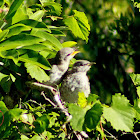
[60,60,95,103]
[44,47,80,86]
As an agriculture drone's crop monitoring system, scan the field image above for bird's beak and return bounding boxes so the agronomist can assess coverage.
[71,50,80,56]
[88,62,96,66]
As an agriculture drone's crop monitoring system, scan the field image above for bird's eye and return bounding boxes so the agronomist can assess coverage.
[77,62,83,66]
[67,53,71,56]
[85,63,90,66]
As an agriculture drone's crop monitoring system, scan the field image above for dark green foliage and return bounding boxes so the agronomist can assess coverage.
[0,0,140,139]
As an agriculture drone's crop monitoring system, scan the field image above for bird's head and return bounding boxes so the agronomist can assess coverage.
[56,47,80,63]
[72,60,96,72]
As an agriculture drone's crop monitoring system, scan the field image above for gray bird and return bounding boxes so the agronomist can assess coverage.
[45,47,80,86]
[60,60,95,103]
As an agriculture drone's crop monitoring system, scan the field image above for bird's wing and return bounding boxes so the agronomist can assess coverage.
[49,65,63,84]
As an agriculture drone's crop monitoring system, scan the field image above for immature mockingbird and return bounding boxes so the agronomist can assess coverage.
[60,60,94,103]
[46,47,80,86]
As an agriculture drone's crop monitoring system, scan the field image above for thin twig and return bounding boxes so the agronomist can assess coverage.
[104,129,118,140]
[26,81,71,119]
[46,16,63,19]
[26,81,89,140]
[134,132,140,140]
[26,81,57,95]
[100,121,105,140]
[41,91,57,107]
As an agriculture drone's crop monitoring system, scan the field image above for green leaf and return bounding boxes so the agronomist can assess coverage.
[9,108,23,120]
[10,74,16,82]
[43,2,62,16]
[87,94,99,105]
[0,0,3,7]
[25,62,50,82]
[0,72,8,81]
[29,10,45,21]
[130,73,140,86]
[62,41,77,48]
[0,29,9,41]
[84,103,102,131]
[134,99,140,121]
[73,10,90,31]
[51,29,66,36]
[103,93,135,132]
[31,29,63,50]
[21,135,29,140]
[18,49,51,70]
[0,74,12,93]
[11,5,29,24]
[63,10,90,42]
[6,24,31,38]
[33,114,49,133]
[20,113,34,124]
[23,44,52,51]
[39,0,54,5]
[0,101,12,133]
[47,112,60,128]
[78,92,87,108]
[0,34,44,51]
[68,104,86,131]
[5,0,24,22]
[30,135,41,140]
[1,49,18,63]
[19,19,50,32]
[130,73,140,98]
[136,86,140,98]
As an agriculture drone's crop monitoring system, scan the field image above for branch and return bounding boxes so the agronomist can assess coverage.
[104,129,118,140]
[26,81,89,140]
[134,131,140,140]
[26,81,58,95]
[26,81,71,118]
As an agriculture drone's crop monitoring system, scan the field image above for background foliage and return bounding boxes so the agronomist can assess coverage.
[0,0,140,139]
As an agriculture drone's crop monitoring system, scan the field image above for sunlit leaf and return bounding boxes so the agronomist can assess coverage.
[1,49,18,64]
[78,92,87,108]
[103,93,135,132]
[73,10,90,31]
[63,10,90,42]
[0,29,9,41]
[68,104,86,131]
[0,34,44,51]
[29,10,45,21]
[25,62,50,82]
[9,108,23,120]
[18,49,51,70]
[6,24,31,38]
[23,44,52,51]
[62,41,77,47]
[130,73,140,98]
[5,0,24,22]
[130,73,140,86]
[11,5,29,24]
[20,113,34,124]
[21,135,29,140]
[43,2,62,16]
[31,29,63,50]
